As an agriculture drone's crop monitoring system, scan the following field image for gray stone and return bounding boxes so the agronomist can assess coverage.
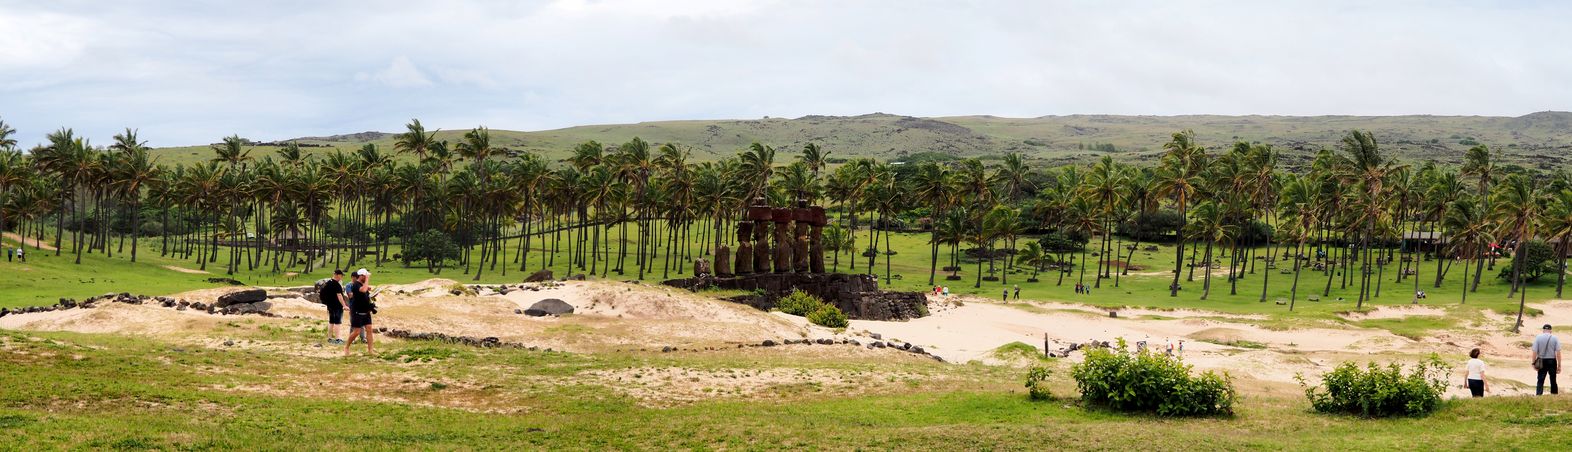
[215,289,268,307]
[761,340,778,347]
[524,269,554,283]
[223,301,273,315]
[524,298,574,317]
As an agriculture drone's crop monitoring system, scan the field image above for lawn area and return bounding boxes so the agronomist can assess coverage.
[3,228,1560,325]
[3,327,1571,450]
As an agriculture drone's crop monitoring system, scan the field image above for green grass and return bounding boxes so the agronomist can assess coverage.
[5,226,1561,334]
[3,328,1570,450]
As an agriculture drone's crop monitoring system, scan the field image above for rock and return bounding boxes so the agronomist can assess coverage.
[762,340,778,347]
[0,308,7,318]
[514,308,523,315]
[847,339,860,346]
[176,305,188,311]
[216,289,268,307]
[570,274,587,281]
[223,301,273,315]
[911,346,925,354]
[815,338,833,345]
[524,269,554,283]
[524,298,574,317]
[871,341,886,348]
[870,333,882,340]
[223,340,234,347]
[662,346,674,353]
[207,277,245,286]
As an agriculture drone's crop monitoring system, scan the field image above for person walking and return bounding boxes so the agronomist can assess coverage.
[16,247,22,262]
[343,269,376,356]
[1002,288,1009,302]
[1013,285,1020,300]
[320,269,348,344]
[1534,324,1561,395]
[1465,348,1488,397]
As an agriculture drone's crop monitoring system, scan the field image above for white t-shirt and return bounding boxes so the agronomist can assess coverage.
[1466,358,1486,380]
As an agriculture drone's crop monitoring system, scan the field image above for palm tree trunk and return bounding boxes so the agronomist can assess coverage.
[1201,241,1214,300]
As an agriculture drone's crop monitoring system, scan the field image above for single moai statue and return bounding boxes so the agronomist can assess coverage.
[772,207,794,273]
[735,222,754,275]
[809,206,826,273]
[749,202,773,273]
[793,202,811,273]
[715,244,732,277]
[693,258,711,277]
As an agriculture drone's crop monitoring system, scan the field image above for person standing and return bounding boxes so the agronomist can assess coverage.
[1013,284,1020,300]
[1533,324,1561,395]
[16,247,22,262]
[319,269,348,345]
[343,269,376,356]
[1465,348,1488,397]
[1002,288,1009,302]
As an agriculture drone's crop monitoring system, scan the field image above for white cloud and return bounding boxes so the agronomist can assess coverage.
[355,56,433,88]
[0,0,1569,147]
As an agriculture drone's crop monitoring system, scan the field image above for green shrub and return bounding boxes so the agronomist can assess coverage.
[776,290,825,316]
[806,304,848,328]
[1298,356,1449,417]
[1071,339,1235,416]
[1025,366,1053,400]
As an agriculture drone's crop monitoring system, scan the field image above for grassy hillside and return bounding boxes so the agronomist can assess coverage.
[147,112,1572,168]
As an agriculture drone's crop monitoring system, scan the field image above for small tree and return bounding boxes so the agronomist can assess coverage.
[403,229,460,273]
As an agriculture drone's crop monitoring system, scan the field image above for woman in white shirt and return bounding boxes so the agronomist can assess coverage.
[1466,348,1488,397]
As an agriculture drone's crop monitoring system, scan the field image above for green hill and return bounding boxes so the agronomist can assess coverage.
[148,111,1572,169]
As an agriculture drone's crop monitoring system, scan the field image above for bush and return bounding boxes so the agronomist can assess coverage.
[1498,239,1558,282]
[1025,366,1053,400]
[1118,209,1184,242]
[1298,356,1449,417]
[1071,339,1235,416]
[806,304,848,328]
[775,290,824,316]
[403,229,461,269]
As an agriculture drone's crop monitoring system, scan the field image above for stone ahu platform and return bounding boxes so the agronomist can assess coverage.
[663,273,928,321]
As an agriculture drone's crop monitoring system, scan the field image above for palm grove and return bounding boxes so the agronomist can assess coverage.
[1,118,1569,331]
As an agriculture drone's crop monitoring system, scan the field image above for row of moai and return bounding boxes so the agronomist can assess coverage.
[713,198,827,276]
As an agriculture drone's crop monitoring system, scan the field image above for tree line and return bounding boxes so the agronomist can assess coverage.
[1,118,1569,330]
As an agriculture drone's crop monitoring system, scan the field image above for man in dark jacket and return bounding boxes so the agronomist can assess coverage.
[320,269,348,344]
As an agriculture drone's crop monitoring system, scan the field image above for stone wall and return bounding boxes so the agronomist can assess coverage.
[663,273,928,321]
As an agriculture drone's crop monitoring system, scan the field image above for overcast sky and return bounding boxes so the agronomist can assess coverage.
[2,0,1568,147]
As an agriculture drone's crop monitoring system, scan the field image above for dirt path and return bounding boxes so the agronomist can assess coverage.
[2,232,57,251]
[163,265,211,274]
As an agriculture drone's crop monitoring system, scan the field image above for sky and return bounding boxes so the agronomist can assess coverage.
[2,0,1569,147]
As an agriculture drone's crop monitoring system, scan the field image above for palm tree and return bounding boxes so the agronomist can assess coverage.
[799,143,829,180]
[911,162,954,284]
[1493,174,1541,333]
[1541,189,1572,298]
[1158,130,1205,296]
[1189,201,1237,300]
[998,152,1032,202]
[211,135,252,169]
[110,129,157,262]
[1018,240,1046,282]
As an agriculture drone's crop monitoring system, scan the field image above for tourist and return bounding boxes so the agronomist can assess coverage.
[344,269,376,356]
[1465,348,1488,397]
[1533,324,1561,395]
[16,247,22,262]
[6,247,11,262]
[1013,285,1020,300]
[320,269,347,345]
[1002,288,1009,301]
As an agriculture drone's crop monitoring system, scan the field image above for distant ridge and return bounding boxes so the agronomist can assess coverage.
[145,112,1571,169]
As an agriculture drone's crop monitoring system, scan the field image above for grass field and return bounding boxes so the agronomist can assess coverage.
[4,327,1571,450]
[4,227,1556,318]
[143,112,1572,169]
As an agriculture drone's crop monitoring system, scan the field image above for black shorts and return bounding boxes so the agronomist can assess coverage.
[1468,379,1484,397]
[350,311,373,328]
[325,302,343,325]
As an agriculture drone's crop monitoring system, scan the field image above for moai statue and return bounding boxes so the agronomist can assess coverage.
[793,201,811,273]
[735,222,754,275]
[715,244,732,278]
[749,202,773,273]
[772,207,794,273]
[693,258,712,277]
[809,206,827,273]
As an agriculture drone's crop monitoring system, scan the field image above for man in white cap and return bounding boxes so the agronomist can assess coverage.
[1533,323,1561,395]
[344,268,376,356]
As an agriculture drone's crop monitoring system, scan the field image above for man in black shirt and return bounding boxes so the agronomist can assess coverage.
[320,269,347,345]
[344,269,376,356]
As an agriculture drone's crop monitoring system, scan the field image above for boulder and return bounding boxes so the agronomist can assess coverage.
[761,339,778,347]
[524,269,554,283]
[569,274,587,281]
[524,298,575,317]
[207,277,245,286]
[216,289,268,307]
[223,301,273,315]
